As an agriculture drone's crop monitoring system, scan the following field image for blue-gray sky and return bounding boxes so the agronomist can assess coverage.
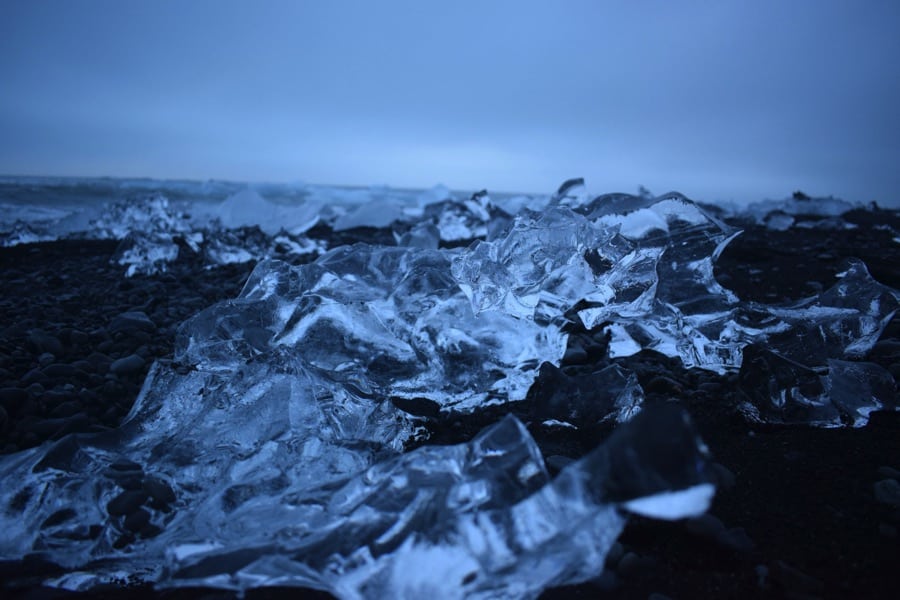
[1,0,899,205]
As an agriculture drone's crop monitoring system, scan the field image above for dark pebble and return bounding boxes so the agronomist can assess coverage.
[771,560,824,596]
[26,332,63,356]
[109,458,143,473]
[685,513,725,539]
[124,508,151,532]
[143,476,176,505]
[106,490,148,516]
[0,387,27,408]
[644,376,682,396]
[710,462,736,489]
[70,330,90,347]
[24,417,68,437]
[616,551,656,579]
[108,311,156,334]
[109,354,146,375]
[37,353,55,367]
[888,363,900,382]
[874,479,900,507]
[22,368,49,386]
[42,363,77,378]
[877,466,900,480]
[562,346,589,365]
[40,507,78,529]
[716,527,755,553]
[48,400,83,419]
[0,405,6,430]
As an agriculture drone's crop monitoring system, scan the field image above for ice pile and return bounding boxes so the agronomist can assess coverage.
[0,179,897,597]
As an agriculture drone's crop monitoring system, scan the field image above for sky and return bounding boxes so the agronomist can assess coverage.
[1,0,899,206]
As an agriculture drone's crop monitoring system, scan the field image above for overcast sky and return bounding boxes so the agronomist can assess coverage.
[1,0,898,205]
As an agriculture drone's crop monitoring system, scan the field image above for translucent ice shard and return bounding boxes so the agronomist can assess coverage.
[737,347,897,427]
[114,232,181,276]
[0,366,712,598]
[743,260,900,367]
[179,246,566,412]
[527,363,643,426]
[217,188,324,235]
[451,206,627,322]
[92,194,193,240]
[423,191,494,242]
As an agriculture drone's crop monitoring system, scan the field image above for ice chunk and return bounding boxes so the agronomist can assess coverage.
[333,198,405,231]
[423,192,495,242]
[748,260,899,367]
[737,347,897,427]
[92,194,192,240]
[114,232,180,276]
[218,188,324,235]
[451,206,628,322]
[0,398,711,597]
[178,247,566,412]
[527,363,643,426]
[742,191,858,223]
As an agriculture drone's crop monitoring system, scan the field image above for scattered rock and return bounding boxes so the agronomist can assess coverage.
[616,551,656,579]
[771,560,824,597]
[874,479,900,508]
[124,508,151,533]
[108,311,157,335]
[877,466,900,480]
[42,363,77,378]
[685,514,726,539]
[106,490,148,517]
[109,354,146,376]
[143,477,176,506]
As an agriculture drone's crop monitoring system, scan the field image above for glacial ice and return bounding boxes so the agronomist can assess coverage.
[179,245,566,412]
[1,177,898,596]
[218,188,324,235]
[0,380,712,597]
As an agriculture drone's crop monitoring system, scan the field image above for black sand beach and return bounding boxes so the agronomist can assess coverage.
[1,212,899,599]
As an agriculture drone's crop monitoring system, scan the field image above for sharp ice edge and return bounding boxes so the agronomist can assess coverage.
[0,400,712,598]
[0,179,898,596]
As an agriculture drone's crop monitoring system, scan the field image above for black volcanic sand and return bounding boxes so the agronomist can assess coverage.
[1,214,899,600]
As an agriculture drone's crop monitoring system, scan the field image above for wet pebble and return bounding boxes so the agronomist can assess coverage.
[48,400,82,419]
[124,508,151,533]
[109,354,145,375]
[644,376,682,396]
[42,363,77,378]
[562,345,589,365]
[143,477,176,506]
[685,514,725,539]
[771,560,824,597]
[874,479,900,507]
[877,465,900,480]
[709,462,736,490]
[21,368,48,386]
[107,490,148,517]
[26,332,63,356]
[0,387,27,408]
[108,311,157,335]
[616,551,656,579]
